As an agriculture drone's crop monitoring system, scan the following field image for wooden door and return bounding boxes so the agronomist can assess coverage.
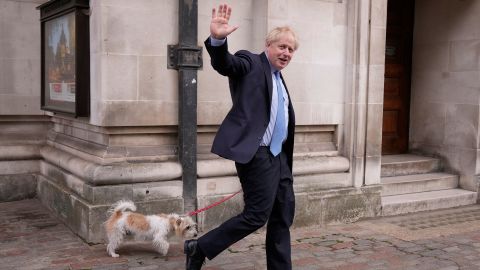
[382,0,415,154]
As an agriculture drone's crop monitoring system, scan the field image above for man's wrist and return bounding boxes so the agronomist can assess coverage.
[210,36,226,46]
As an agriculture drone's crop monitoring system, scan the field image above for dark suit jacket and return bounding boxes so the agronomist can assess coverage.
[204,38,296,170]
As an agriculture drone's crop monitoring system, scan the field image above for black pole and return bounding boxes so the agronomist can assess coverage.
[179,67,197,215]
[174,0,202,216]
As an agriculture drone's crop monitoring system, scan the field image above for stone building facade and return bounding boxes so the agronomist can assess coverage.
[1,0,479,243]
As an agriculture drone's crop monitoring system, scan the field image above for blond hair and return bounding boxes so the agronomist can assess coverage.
[265,26,299,50]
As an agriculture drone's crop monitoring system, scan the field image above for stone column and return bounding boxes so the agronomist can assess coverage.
[365,0,387,185]
[344,0,386,188]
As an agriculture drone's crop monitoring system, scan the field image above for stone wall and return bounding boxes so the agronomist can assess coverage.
[0,0,44,114]
[198,0,348,128]
[410,0,480,191]
[89,0,179,126]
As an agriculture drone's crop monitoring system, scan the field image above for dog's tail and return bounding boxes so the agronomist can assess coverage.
[105,200,136,232]
[109,200,136,215]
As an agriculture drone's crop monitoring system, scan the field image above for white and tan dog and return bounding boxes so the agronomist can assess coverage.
[104,200,198,257]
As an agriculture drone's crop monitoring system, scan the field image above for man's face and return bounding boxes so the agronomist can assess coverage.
[266,33,296,71]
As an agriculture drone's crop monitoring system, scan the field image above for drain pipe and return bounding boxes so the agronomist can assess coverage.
[167,0,203,216]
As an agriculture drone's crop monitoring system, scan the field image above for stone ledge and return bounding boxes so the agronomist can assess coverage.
[294,173,351,193]
[197,185,382,231]
[47,131,177,165]
[197,173,352,197]
[0,160,40,175]
[40,146,182,185]
[40,160,183,204]
[197,154,349,178]
[294,155,349,175]
[0,145,42,161]
[197,176,241,196]
[197,159,236,178]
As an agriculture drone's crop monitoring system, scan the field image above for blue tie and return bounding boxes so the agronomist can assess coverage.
[270,71,286,156]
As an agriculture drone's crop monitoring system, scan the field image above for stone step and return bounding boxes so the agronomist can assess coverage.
[381,189,477,216]
[381,172,458,196]
[381,154,441,177]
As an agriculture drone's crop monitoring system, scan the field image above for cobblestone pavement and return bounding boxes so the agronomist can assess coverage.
[2,199,480,270]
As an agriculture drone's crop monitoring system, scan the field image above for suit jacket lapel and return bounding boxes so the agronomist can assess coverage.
[280,72,295,125]
[260,53,273,108]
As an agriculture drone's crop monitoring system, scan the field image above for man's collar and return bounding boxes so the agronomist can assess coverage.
[264,51,278,73]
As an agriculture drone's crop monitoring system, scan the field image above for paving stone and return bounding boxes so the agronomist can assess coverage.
[402,245,427,253]
[353,239,374,245]
[127,266,161,270]
[425,242,449,249]
[297,237,325,244]
[331,241,353,250]
[368,260,389,267]
[316,240,338,247]
[320,260,347,268]
[352,245,371,251]
[420,249,447,257]
[443,246,462,252]
[437,267,459,270]
[333,252,356,259]
[354,250,375,255]
[394,240,418,248]
[333,248,353,254]
[312,250,335,256]
[373,241,393,248]
[336,263,369,270]
[346,256,369,264]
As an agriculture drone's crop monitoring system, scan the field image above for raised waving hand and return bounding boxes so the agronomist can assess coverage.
[210,4,238,39]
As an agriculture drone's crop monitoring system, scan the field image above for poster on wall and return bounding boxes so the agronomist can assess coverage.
[38,0,89,117]
[45,12,76,103]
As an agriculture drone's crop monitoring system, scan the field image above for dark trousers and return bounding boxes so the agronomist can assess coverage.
[197,146,295,269]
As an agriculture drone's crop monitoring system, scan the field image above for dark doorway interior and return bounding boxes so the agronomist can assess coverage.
[382,0,415,154]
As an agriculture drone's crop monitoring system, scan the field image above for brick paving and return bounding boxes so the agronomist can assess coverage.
[1,199,480,270]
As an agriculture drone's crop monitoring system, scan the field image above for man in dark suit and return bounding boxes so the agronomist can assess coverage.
[184,4,297,270]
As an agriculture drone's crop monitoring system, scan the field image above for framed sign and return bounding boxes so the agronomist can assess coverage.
[38,0,90,117]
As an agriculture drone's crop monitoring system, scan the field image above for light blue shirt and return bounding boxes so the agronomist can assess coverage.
[261,69,289,146]
[209,37,289,147]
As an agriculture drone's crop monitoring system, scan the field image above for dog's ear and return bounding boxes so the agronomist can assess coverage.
[176,217,182,226]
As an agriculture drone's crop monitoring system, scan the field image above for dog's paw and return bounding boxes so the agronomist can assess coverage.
[155,248,168,256]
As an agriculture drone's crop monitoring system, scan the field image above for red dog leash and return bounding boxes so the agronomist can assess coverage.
[187,190,242,216]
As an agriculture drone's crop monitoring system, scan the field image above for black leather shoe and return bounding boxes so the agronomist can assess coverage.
[184,239,205,270]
